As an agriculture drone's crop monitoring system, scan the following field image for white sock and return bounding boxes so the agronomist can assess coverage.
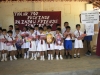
[48,54,50,57]
[10,56,12,60]
[2,54,4,59]
[14,55,17,59]
[77,53,80,55]
[24,53,26,57]
[60,55,62,57]
[51,54,53,57]
[56,55,58,58]
[74,54,76,57]
[4,53,7,59]
[32,53,34,58]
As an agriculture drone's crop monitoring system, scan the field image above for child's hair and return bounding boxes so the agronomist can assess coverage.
[76,24,80,28]
[34,25,38,27]
[64,22,69,25]
[56,24,60,27]
[15,28,20,31]
[47,26,52,29]
[15,24,18,26]
[56,28,61,32]
[43,24,47,28]
[0,27,2,31]
[66,26,71,30]
[9,25,13,28]
[39,27,43,31]
[30,27,34,31]
[2,29,7,32]
[7,30,13,34]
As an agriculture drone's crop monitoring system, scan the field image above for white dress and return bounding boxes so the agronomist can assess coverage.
[37,33,47,51]
[29,33,37,51]
[46,32,54,50]
[21,31,30,49]
[54,33,64,50]
[34,30,40,47]
[0,34,2,51]
[7,36,17,51]
[74,30,83,48]
[0,35,8,50]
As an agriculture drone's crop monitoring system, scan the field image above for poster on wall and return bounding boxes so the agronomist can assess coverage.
[81,11,99,35]
[14,11,61,31]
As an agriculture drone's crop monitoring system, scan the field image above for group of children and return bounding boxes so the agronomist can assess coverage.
[0,23,88,62]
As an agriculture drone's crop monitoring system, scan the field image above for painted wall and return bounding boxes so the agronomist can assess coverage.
[0,1,86,31]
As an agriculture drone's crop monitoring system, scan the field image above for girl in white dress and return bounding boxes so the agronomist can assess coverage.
[0,28,2,57]
[28,28,37,60]
[55,28,64,60]
[37,27,46,61]
[46,26,54,60]
[0,29,8,61]
[74,24,84,58]
[21,26,30,59]
[7,31,17,61]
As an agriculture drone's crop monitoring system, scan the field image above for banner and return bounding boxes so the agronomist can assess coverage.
[14,11,61,31]
[81,10,99,35]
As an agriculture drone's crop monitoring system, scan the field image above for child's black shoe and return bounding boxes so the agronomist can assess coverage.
[77,55,80,58]
[70,55,72,59]
[66,55,68,59]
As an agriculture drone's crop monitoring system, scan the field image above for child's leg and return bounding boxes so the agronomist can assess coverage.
[1,50,5,61]
[59,50,63,60]
[56,50,59,60]
[74,48,77,58]
[69,50,72,59]
[77,48,80,58]
[4,50,7,61]
[48,50,50,60]
[13,50,17,60]
[10,51,13,61]
[50,50,53,60]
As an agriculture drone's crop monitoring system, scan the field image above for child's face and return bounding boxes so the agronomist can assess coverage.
[39,30,43,33]
[2,31,6,35]
[76,26,80,30]
[43,27,47,31]
[35,27,38,30]
[9,27,13,31]
[23,27,27,31]
[30,30,34,33]
[64,23,68,28]
[47,29,51,32]
[15,25,19,29]
[56,30,60,34]
[8,33,12,36]
[66,28,70,32]
[15,30,19,34]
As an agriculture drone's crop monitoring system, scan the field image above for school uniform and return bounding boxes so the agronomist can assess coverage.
[37,33,46,51]
[21,31,30,49]
[74,30,83,48]
[64,32,72,50]
[0,34,8,50]
[55,33,64,50]
[28,33,36,51]
[0,33,2,51]
[7,36,17,51]
[46,32,54,50]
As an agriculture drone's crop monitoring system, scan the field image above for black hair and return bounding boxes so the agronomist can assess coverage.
[43,25,47,28]
[66,26,71,29]
[76,24,80,28]
[47,26,52,29]
[2,29,7,32]
[39,27,43,31]
[64,22,69,25]
[34,25,38,27]
[0,27,2,31]
[30,27,34,31]
[15,28,20,31]
[15,24,18,26]
[56,24,60,27]
[9,25,13,28]
[56,28,61,32]
[7,30,13,34]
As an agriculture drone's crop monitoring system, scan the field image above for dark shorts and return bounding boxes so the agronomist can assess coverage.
[84,36,92,41]
[15,43,21,50]
[64,40,72,50]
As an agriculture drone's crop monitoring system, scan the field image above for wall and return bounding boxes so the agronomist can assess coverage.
[0,1,87,31]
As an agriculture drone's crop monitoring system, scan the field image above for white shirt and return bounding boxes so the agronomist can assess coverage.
[74,30,83,38]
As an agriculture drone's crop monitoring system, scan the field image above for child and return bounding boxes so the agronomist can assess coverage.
[28,28,37,60]
[34,25,40,57]
[0,27,2,54]
[37,27,46,61]
[46,26,54,60]
[15,28,23,58]
[64,26,73,59]
[56,24,61,29]
[74,24,84,58]
[21,26,30,59]
[43,25,47,34]
[55,28,64,60]
[0,29,8,61]
[7,31,17,61]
